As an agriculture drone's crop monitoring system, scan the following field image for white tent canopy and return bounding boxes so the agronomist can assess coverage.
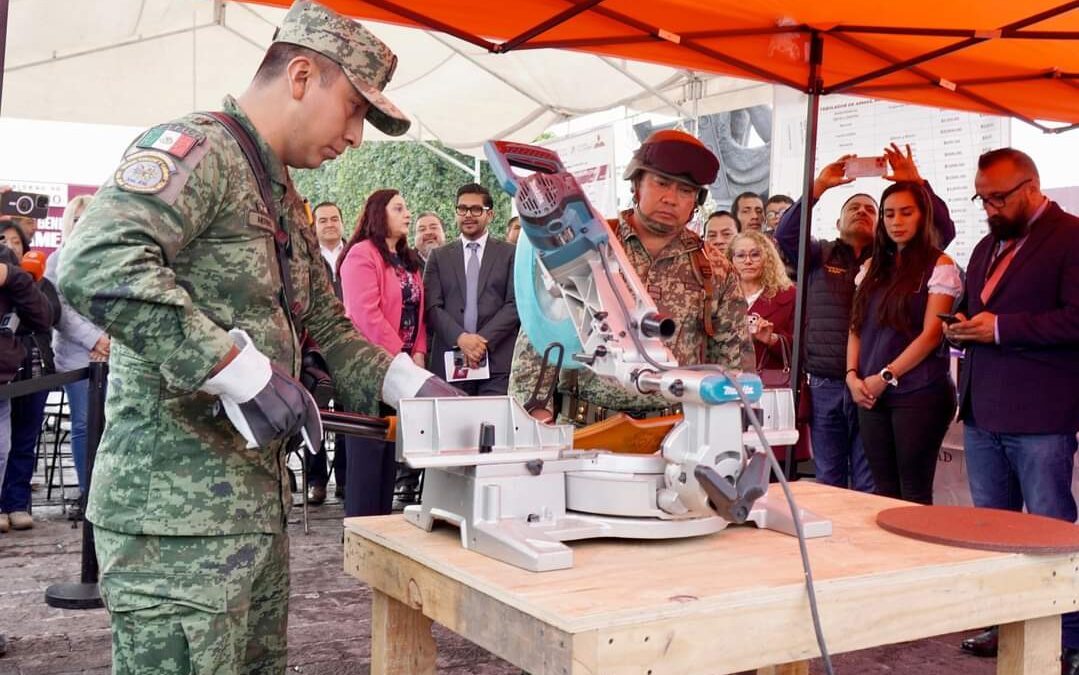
[4,0,771,155]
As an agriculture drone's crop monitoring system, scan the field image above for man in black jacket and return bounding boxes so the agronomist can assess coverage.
[0,239,54,536]
[775,144,955,492]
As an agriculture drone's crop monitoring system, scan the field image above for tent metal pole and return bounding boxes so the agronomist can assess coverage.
[600,57,695,119]
[0,0,7,113]
[786,31,823,479]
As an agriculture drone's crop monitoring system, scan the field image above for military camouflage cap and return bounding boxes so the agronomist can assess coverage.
[274,0,410,136]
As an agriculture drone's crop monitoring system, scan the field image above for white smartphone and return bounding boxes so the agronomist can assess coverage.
[844,156,888,178]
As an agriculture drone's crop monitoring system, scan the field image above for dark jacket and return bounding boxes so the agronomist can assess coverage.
[750,285,795,371]
[775,181,956,378]
[424,237,518,378]
[0,247,55,383]
[957,201,1079,434]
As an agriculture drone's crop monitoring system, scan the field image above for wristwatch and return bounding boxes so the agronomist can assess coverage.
[879,367,899,387]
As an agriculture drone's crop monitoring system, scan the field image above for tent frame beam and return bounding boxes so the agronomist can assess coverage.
[496,0,607,53]
[7,22,220,72]
[360,0,497,52]
[346,0,1079,129]
[832,26,1079,40]
[600,57,695,119]
[852,69,1067,91]
[826,1,1079,93]
[829,31,1052,132]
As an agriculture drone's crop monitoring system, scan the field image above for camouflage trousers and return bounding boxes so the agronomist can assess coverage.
[95,527,289,675]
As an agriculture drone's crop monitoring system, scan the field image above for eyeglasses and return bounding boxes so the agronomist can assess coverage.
[971,178,1031,209]
[455,204,491,217]
[732,250,763,262]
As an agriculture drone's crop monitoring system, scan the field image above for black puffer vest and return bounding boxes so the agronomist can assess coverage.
[804,240,869,378]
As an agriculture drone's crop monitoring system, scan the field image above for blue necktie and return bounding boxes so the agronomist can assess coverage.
[464,242,480,332]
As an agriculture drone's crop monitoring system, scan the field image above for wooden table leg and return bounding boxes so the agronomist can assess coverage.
[370,588,437,675]
[757,661,810,675]
[997,615,1062,675]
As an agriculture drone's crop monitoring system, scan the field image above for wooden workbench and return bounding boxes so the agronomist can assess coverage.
[344,482,1079,675]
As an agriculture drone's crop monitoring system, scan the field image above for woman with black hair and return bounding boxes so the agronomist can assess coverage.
[339,189,426,516]
[845,181,960,504]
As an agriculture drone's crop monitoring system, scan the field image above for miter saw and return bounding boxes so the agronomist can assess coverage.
[395,140,830,572]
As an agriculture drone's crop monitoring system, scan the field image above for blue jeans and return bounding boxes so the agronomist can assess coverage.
[1,389,49,512]
[808,374,874,492]
[64,379,90,490]
[0,399,11,503]
[965,424,1079,647]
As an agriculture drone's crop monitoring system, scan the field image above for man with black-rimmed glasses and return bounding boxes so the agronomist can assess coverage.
[947,148,1079,672]
[423,183,519,395]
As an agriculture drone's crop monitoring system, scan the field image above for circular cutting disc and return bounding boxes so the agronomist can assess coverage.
[513,232,583,369]
[877,505,1079,554]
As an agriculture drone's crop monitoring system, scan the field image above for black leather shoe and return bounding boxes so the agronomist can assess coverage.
[961,626,998,658]
[1063,646,1079,675]
[307,484,327,506]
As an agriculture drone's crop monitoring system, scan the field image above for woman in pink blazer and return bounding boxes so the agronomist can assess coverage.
[339,189,426,363]
[338,188,426,516]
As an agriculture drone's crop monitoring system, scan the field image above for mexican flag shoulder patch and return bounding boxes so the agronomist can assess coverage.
[136,124,204,159]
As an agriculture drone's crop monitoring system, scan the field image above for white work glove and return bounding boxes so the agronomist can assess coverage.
[381,352,466,409]
[201,329,323,450]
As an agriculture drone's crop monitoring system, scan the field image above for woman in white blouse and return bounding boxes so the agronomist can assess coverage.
[845,182,961,504]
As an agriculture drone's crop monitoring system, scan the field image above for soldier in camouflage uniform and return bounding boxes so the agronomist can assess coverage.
[509,130,756,424]
[58,2,459,673]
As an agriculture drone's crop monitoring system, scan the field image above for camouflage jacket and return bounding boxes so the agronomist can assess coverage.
[508,210,755,415]
[59,96,392,536]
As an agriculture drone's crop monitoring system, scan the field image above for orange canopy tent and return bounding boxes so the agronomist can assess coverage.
[245,2,1076,467]
[247,0,1079,130]
[248,1,1077,419]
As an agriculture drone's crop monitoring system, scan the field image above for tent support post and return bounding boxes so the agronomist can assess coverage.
[0,0,9,112]
[786,31,823,480]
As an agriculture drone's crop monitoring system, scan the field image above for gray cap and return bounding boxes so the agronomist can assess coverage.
[274,0,410,136]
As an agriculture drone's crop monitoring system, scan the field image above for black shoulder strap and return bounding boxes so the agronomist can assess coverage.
[203,111,303,340]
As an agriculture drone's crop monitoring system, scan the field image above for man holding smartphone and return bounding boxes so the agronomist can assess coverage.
[946,148,1079,672]
[774,143,955,492]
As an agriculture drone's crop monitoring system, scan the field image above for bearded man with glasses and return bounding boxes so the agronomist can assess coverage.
[945,148,1079,672]
[423,183,520,395]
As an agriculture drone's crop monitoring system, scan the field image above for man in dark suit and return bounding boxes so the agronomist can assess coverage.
[946,148,1079,672]
[307,201,346,504]
[424,183,518,395]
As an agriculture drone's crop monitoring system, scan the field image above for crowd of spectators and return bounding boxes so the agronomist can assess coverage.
[1,144,1071,539]
[3,140,1075,668]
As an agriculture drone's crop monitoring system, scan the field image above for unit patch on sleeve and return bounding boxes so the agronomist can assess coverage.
[135,124,204,159]
[115,152,175,194]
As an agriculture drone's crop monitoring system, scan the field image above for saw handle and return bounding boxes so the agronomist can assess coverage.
[483,140,567,197]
